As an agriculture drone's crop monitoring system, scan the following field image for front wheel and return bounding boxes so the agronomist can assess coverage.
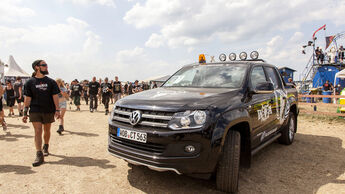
[216,130,241,193]
[278,112,296,145]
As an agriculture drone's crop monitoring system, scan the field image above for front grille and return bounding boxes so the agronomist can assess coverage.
[112,106,174,128]
[110,134,165,153]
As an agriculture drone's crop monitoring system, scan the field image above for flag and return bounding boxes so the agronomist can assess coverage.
[325,35,335,50]
[312,24,326,39]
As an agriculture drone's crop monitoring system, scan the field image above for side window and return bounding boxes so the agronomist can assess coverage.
[250,66,267,89]
[265,67,282,89]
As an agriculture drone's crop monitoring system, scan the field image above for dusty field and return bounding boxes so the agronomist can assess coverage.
[0,103,345,194]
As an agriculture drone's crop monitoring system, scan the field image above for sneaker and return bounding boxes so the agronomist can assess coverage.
[90,108,93,113]
[43,144,49,156]
[32,151,44,167]
[61,125,64,132]
[105,110,109,115]
[19,112,23,117]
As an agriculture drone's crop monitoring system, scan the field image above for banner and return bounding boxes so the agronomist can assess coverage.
[325,35,335,50]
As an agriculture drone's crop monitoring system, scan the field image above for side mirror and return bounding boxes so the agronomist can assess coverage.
[254,82,274,94]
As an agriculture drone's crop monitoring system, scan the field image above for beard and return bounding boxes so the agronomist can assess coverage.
[40,69,49,75]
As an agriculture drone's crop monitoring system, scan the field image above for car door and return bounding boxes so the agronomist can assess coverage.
[248,66,276,148]
[264,66,288,132]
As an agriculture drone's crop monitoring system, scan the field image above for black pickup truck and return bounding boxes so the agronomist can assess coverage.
[108,54,298,193]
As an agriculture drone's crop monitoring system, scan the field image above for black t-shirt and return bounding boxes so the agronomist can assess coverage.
[24,76,60,113]
[89,81,100,95]
[113,81,122,93]
[71,84,82,96]
[128,84,133,95]
[323,83,331,91]
[101,83,112,96]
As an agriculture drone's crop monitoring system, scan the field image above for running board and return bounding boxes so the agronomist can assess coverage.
[251,133,281,156]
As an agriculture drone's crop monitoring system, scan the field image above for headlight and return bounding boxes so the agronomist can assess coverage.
[168,110,208,130]
[194,111,207,125]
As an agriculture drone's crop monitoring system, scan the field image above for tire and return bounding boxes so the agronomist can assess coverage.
[216,130,241,193]
[278,112,296,145]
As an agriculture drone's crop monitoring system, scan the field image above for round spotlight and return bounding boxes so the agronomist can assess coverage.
[229,53,236,61]
[219,53,226,61]
[250,51,259,60]
[239,52,247,60]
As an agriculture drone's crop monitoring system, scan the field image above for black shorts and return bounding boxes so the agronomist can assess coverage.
[29,113,55,124]
[6,98,15,107]
[16,97,24,103]
[0,99,3,111]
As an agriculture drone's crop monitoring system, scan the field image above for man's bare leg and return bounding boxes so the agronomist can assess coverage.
[32,122,44,167]
[32,122,43,151]
[43,123,51,156]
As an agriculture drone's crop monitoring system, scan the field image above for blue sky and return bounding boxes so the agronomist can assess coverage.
[1,0,345,82]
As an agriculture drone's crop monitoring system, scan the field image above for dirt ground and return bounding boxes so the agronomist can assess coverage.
[0,103,345,194]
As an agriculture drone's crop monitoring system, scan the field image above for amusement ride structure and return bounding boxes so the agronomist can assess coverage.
[299,25,345,93]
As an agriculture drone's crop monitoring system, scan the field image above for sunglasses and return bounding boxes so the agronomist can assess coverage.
[39,63,47,67]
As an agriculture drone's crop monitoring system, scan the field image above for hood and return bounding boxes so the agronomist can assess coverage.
[116,87,242,112]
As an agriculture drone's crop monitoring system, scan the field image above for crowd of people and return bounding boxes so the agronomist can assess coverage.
[315,45,345,64]
[67,78,158,115]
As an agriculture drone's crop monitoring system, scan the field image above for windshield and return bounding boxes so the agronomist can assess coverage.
[163,64,248,88]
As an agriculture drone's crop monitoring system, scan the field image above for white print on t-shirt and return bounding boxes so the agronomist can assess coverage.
[36,83,48,91]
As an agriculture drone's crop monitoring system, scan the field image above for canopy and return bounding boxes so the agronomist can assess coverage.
[4,55,30,77]
[334,69,345,85]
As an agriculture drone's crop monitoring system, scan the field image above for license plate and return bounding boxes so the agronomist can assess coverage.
[117,128,147,143]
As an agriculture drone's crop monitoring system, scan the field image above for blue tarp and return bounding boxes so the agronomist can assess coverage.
[313,66,340,88]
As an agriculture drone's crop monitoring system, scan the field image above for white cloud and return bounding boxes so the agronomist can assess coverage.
[145,33,164,48]
[116,46,145,61]
[0,17,90,47]
[125,0,345,49]
[0,0,35,23]
[59,0,116,7]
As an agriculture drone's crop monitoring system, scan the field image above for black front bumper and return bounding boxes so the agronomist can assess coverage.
[108,120,219,175]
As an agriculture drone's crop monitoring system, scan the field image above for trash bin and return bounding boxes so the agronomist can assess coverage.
[322,91,332,103]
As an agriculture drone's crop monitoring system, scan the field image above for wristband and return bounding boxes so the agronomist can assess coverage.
[24,107,29,116]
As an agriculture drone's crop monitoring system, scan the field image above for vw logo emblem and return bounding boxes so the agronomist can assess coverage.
[129,110,142,126]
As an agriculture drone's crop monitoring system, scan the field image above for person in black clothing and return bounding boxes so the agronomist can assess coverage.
[22,60,60,167]
[113,76,122,103]
[128,82,133,95]
[5,81,15,116]
[323,80,334,91]
[70,79,82,111]
[88,76,100,112]
[124,82,128,96]
[101,77,112,115]
[14,77,24,116]
[82,80,89,105]
[133,80,142,94]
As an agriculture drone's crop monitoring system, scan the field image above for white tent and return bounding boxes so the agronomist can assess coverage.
[334,69,345,86]
[4,55,30,78]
